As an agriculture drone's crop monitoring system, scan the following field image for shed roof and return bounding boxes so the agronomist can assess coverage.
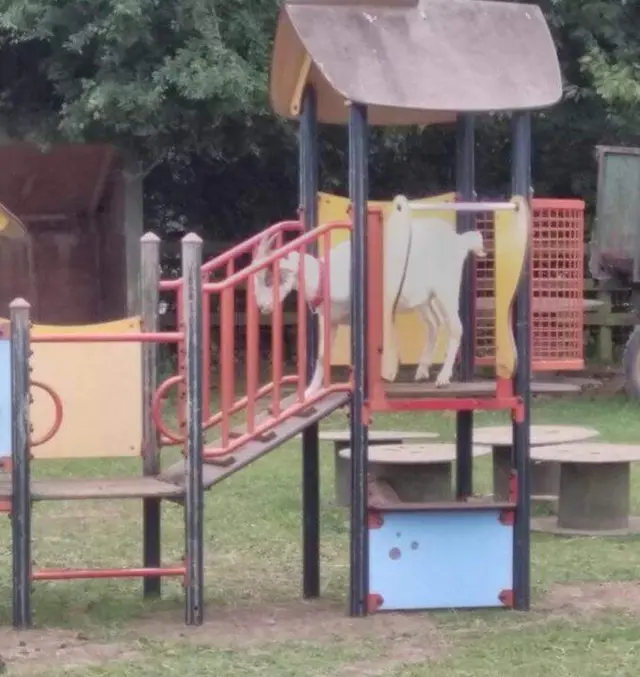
[270,0,563,125]
[0,143,118,220]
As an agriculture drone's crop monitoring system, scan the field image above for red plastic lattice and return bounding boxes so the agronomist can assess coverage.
[474,198,585,371]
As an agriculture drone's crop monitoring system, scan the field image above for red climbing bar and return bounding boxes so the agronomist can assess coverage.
[271,253,284,417]
[387,397,521,413]
[32,566,186,581]
[322,231,332,389]
[31,332,182,344]
[296,245,308,401]
[202,270,213,421]
[220,285,235,448]
[175,289,186,438]
[246,274,260,432]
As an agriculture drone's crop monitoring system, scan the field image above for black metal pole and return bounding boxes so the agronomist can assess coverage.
[455,115,476,500]
[10,298,32,629]
[141,232,162,598]
[182,233,205,626]
[511,112,532,611]
[348,102,369,617]
[299,85,321,599]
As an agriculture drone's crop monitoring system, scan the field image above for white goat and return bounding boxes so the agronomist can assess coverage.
[252,195,486,397]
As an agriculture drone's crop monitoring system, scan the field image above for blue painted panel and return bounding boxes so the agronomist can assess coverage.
[369,510,513,610]
[0,339,9,458]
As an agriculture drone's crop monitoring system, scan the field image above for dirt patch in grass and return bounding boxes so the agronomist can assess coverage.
[337,642,444,677]
[134,599,448,659]
[0,628,140,675]
[540,581,640,617]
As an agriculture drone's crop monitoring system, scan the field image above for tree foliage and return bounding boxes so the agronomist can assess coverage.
[0,0,638,237]
[0,0,281,160]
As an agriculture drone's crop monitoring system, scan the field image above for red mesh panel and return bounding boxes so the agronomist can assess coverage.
[474,198,585,372]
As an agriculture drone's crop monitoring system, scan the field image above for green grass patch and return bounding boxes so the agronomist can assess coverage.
[2,394,640,676]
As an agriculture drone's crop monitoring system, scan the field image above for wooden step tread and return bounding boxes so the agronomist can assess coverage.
[0,477,185,501]
[385,380,580,399]
[160,390,352,490]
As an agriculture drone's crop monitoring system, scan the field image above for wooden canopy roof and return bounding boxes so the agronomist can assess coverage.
[270,0,563,126]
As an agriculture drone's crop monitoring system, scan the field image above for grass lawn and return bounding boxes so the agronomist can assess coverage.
[1,392,640,675]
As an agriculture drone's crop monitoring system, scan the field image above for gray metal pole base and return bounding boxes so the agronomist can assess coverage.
[492,445,560,501]
[376,462,452,502]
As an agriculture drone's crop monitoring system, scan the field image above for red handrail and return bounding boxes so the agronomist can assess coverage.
[158,220,303,291]
[204,384,352,459]
[161,219,307,439]
[202,220,351,293]
[152,218,353,454]
[153,374,301,444]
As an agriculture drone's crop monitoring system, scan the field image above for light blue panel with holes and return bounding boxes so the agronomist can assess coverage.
[0,338,10,459]
[369,509,513,610]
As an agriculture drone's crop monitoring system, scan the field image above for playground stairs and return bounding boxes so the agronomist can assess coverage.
[0,391,349,504]
[159,390,351,494]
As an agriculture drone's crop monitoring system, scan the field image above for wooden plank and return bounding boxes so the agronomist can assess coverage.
[368,497,516,512]
[160,390,351,490]
[0,477,184,501]
[583,312,637,327]
[385,380,580,398]
[384,381,497,398]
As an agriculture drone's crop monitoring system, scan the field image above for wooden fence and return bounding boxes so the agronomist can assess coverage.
[584,279,638,363]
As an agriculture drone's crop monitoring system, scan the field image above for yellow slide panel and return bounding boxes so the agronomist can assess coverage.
[27,317,143,460]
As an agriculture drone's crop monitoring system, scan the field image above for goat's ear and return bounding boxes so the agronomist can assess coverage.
[392,194,409,214]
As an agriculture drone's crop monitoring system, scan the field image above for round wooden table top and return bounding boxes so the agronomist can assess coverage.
[531,443,640,464]
[473,425,600,447]
[338,443,490,464]
[319,430,438,442]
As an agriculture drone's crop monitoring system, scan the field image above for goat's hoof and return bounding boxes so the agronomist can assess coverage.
[414,367,430,381]
[435,375,452,388]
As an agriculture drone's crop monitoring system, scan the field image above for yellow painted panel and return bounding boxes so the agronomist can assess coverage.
[494,196,529,379]
[26,317,143,459]
[318,192,455,366]
[0,203,27,240]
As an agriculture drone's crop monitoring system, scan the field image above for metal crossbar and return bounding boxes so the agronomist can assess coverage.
[409,201,517,213]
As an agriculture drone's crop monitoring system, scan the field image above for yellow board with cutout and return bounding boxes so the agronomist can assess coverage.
[0,203,27,240]
[318,191,456,367]
[317,192,527,378]
[5,316,144,460]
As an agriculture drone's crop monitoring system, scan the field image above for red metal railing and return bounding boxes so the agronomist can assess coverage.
[157,221,303,441]
[32,566,186,582]
[154,219,353,458]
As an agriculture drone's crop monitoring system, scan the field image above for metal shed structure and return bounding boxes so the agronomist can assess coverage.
[0,143,143,323]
